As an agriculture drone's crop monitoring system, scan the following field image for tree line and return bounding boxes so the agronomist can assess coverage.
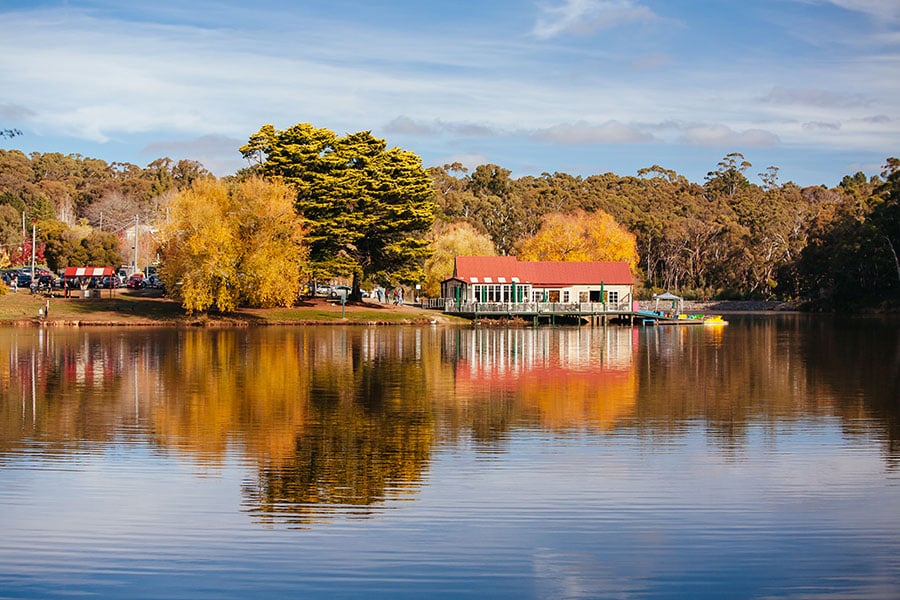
[428,154,900,310]
[1,131,898,312]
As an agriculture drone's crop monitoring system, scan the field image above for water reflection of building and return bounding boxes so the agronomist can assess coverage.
[446,328,638,430]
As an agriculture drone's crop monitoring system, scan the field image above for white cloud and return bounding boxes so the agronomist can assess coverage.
[533,0,661,39]
[429,153,490,172]
[679,125,780,148]
[802,121,842,131]
[531,120,654,144]
[141,134,245,174]
[0,2,897,185]
[384,117,498,138]
[384,116,439,136]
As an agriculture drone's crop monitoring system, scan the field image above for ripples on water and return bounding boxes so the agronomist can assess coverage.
[0,318,898,599]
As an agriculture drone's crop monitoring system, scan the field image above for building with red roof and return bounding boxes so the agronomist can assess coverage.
[441,256,634,308]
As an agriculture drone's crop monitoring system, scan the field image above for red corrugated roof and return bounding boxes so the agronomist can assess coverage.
[520,261,633,286]
[450,256,633,285]
[452,255,519,281]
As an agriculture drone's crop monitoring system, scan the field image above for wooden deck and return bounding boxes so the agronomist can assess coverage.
[441,300,638,324]
[433,301,716,326]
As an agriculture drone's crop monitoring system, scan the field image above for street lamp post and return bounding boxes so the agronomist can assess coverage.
[31,223,36,286]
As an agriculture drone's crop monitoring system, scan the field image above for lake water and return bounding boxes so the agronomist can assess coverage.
[0,316,898,599]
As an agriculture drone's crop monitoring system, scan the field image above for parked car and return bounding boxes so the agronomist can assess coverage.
[126,273,146,289]
[330,285,352,298]
[37,274,60,288]
[100,276,121,289]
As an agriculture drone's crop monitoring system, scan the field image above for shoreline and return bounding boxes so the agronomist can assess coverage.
[0,289,464,327]
[636,299,799,314]
[0,289,805,328]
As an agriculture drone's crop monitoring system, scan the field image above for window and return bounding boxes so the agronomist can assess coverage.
[579,291,589,303]
[608,291,619,303]
[562,291,570,303]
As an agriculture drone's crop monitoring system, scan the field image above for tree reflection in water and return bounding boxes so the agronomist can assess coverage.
[0,317,897,526]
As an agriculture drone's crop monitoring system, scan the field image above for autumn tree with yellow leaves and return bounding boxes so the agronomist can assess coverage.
[159,177,307,313]
[516,209,638,270]
[422,222,496,297]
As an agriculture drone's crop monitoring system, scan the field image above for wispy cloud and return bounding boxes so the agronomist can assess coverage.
[859,114,891,124]
[679,125,780,148]
[384,117,497,138]
[802,121,842,131]
[533,0,661,39]
[0,103,36,120]
[433,153,491,172]
[142,134,245,173]
[631,52,673,70]
[763,86,873,108]
[0,1,896,185]
[531,120,654,144]
[808,0,900,22]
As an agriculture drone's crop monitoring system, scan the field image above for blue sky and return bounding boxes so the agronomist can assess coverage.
[0,0,897,187]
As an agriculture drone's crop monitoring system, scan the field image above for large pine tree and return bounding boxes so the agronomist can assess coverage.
[242,123,435,299]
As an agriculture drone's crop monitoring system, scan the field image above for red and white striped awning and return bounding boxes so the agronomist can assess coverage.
[62,266,115,277]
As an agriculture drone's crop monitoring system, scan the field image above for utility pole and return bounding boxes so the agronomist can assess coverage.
[132,215,139,274]
[31,223,36,281]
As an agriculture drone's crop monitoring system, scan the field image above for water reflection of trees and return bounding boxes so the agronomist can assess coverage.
[801,317,900,462]
[635,315,900,462]
[242,328,439,526]
[1,317,897,524]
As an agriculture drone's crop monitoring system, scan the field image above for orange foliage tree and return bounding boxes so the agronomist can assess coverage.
[516,209,638,270]
[423,221,496,297]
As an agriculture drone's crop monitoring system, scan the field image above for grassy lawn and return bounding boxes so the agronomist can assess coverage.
[0,288,462,326]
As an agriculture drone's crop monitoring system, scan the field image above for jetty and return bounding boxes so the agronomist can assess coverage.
[432,296,727,327]
[440,300,637,325]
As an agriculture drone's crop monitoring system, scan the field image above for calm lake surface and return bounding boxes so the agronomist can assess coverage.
[1,316,898,599]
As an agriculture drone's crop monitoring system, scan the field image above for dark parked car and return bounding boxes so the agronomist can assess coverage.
[126,273,146,289]
[99,276,121,289]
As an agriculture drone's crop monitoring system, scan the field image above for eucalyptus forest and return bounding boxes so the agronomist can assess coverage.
[1,126,898,312]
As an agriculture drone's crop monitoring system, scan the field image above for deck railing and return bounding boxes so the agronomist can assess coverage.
[441,301,632,315]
